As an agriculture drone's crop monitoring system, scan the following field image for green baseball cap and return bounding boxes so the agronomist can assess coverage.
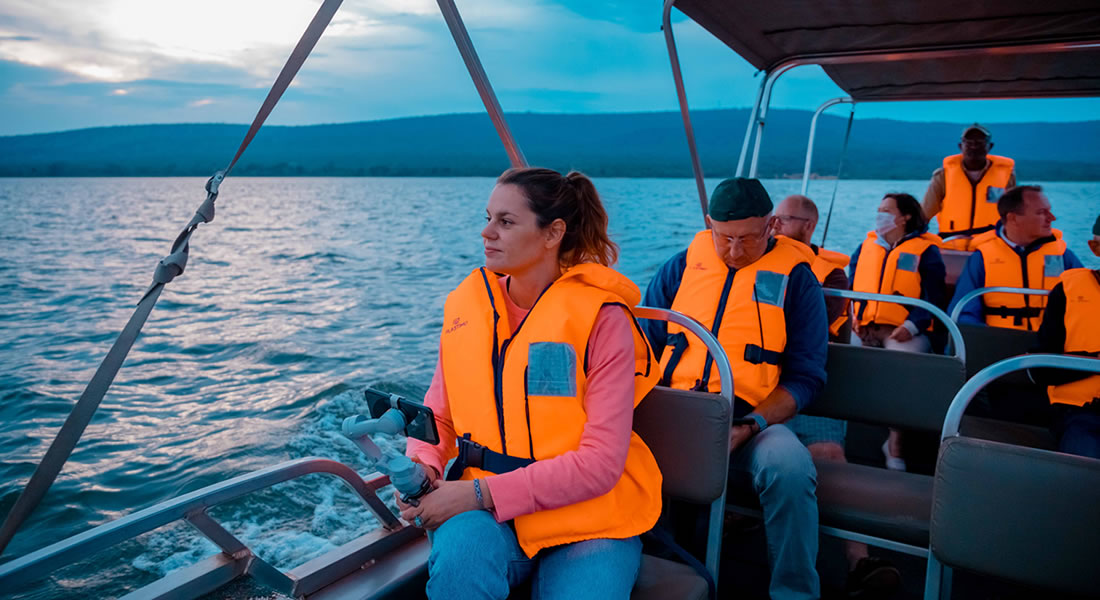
[962,123,992,141]
[708,177,773,222]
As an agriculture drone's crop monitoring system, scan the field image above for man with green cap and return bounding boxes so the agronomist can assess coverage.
[1028,213,1100,458]
[642,177,828,600]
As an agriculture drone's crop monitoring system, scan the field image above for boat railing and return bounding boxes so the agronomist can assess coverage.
[822,288,966,362]
[0,458,419,599]
[948,286,1050,322]
[635,305,731,588]
[926,354,1100,599]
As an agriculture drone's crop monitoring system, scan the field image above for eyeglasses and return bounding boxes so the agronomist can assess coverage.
[775,215,810,224]
[716,225,769,247]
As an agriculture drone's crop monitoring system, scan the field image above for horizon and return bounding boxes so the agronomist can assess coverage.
[6,106,1100,139]
[2,1,1099,137]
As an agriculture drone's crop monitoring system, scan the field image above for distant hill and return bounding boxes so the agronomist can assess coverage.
[1,109,1098,180]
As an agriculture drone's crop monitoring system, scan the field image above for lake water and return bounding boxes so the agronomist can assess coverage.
[1,177,1097,598]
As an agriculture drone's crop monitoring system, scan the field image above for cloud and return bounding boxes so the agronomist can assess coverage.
[188,98,215,107]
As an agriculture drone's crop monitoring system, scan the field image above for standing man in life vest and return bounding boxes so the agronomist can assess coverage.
[1028,213,1100,458]
[643,178,827,600]
[921,123,1016,250]
[948,185,1084,330]
[773,194,902,597]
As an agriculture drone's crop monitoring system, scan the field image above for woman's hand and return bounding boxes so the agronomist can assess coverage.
[393,463,440,511]
[399,479,480,530]
[888,325,913,343]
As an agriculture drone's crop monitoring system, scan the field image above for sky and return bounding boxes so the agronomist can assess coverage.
[1,0,1098,136]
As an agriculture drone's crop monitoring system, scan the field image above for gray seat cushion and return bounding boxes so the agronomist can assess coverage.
[631,554,708,600]
[959,415,1056,450]
[932,436,1100,596]
[728,460,933,548]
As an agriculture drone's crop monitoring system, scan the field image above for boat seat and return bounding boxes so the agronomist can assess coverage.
[728,460,933,548]
[632,555,708,600]
[631,385,731,600]
[727,342,964,553]
[958,415,1056,450]
[930,436,1100,597]
[958,323,1052,427]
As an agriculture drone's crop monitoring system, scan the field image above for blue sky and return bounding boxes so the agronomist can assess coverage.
[1,0,1098,136]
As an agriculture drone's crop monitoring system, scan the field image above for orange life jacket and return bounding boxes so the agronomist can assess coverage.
[1047,269,1100,408]
[977,230,1066,331]
[440,264,662,557]
[660,232,813,405]
[810,246,851,337]
[851,231,942,328]
[938,154,1014,239]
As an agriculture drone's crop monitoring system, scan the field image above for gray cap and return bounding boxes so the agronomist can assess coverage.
[962,123,992,141]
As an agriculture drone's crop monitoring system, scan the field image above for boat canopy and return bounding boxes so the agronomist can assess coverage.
[674,0,1100,100]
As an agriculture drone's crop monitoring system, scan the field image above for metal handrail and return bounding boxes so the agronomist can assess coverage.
[0,458,397,587]
[949,286,1050,322]
[822,288,966,362]
[661,0,708,223]
[940,354,1100,440]
[635,306,734,405]
[801,97,854,195]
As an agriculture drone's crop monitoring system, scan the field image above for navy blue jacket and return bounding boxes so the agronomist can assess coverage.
[641,240,828,412]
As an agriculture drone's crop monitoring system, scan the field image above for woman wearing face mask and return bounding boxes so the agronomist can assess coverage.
[400,167,662,599]
[848,192,946,470]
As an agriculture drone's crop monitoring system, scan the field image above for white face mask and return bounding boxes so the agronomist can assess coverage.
[874,212,898,237]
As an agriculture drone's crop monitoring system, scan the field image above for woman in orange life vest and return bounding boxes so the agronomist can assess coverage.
[849,192,946,470]
[399,167,662,600]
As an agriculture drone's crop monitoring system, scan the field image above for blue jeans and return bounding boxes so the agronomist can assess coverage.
[729,424,820,600]
[426,509,643,600]
[1053,404,1100,459]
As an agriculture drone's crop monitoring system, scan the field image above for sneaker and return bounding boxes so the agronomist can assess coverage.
[846,556,901,598]
[881,440,906,472]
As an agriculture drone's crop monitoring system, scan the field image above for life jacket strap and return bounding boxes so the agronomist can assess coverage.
[983,304,1043,326]
[658,332,690,388]
[446,433,536,481]
[940,224,996,239]
[743,343,781,366]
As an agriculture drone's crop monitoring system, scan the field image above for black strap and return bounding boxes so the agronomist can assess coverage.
[941,224,997,239]
[743,343,781,366]
[659,333,690,386]
[446,434,536,481]
[0,0,344,557]
[643,525,716,600]
[983,304,1043,326]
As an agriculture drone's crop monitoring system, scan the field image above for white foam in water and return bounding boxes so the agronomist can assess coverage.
[130,385,411,584]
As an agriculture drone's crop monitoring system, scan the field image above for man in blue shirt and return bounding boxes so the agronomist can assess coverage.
[949,185,1084,329]
[643,178,827,600]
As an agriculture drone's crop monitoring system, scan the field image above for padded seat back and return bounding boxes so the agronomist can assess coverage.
[931,436,1100,596]
[634,386,731,504]
[800,343,965,433]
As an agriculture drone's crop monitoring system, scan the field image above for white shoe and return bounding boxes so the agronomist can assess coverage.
[882,440,907,471]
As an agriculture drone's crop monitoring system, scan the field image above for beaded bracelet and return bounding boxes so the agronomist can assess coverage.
[474,478,484,509]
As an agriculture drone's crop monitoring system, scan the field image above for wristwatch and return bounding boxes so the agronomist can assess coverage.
[748,413,768,434]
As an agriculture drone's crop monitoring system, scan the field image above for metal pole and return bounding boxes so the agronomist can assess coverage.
[436,0,527,168]
[736,77,767,177]
[662,0,708,225]
[747,63,797,178]
[801,97,853,195]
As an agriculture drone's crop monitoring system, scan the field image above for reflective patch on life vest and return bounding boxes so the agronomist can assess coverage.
[527,342,577,397]
[896,252,919,273]
[1044,255,1065,279]
[986,186,1004,202]
[752,270,788,307]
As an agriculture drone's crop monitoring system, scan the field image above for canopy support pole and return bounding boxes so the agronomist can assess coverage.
[437,0,527,168]
[800,97,853,196]
[735,77,767,177]
[747,63,797,178]
[662,0,708,225]
[820,104,856,249]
